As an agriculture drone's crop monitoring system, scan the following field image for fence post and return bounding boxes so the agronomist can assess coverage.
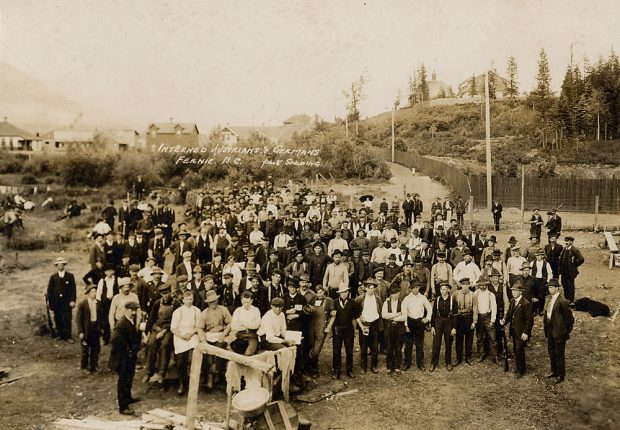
[469,195,474,227]
[595,195,600,231]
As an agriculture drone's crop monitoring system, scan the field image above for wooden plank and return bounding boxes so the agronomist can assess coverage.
[186,348,203,430]
[197,343,274,373]
[0,372,33,386]
[604,232,619,253]
[263,408,276,430]
[147,409,187,425]
[276,401,293,430]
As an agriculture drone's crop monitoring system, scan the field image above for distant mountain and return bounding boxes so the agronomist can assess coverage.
[0,62,140,134]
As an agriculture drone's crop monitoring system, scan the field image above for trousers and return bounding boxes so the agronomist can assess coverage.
[332,325,354,373]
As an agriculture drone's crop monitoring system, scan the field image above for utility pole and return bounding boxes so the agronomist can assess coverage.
[391,107,395,162]
[485,71,492,210]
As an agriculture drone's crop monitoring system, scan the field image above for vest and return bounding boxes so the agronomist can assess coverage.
[531,261,548,279]
[436,296,454,318]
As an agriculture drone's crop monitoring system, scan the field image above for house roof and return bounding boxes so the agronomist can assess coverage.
[458,73,509,95]
[428,80,451,98]
[100,129,139,146]
[283,114,312,125]
[0,120,35,139]
[42,130,96,142]
[147,122,199,134]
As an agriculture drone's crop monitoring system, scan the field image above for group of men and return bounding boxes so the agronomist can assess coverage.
[45,179,582,415]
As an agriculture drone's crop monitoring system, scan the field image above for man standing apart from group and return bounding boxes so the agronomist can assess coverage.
[544,279,574,384]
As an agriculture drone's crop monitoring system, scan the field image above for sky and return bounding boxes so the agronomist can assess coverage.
[1,0,619,132]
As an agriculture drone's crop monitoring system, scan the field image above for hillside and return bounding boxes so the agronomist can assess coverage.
[346,100,620,178]
[0,62,139,133]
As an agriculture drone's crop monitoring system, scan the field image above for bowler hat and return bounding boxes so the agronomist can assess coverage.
[389,283,400,295]
[547,278,560,288]
[564,236,575,242]
[271,269,284,277]
[508,236,517,245]
[511,280,524,291]
[125,301,140,310]
[372,266,385,275]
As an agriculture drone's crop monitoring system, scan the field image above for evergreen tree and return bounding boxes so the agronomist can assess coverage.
[418,64,429,102]
[506,56,519,100]
[533,48,553,148]
[469,74,477,97]
[408,70,418,106]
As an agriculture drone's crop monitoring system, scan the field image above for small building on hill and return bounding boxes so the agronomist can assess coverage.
[428,71,453,100]
[457,72,509,98]
[0,118,42,152]
[145,120,199,151]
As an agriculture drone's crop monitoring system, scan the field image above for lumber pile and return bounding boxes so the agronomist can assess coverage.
[53,408,229,430]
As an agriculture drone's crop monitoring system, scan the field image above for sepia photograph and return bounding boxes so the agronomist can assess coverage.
[0,1,619,429]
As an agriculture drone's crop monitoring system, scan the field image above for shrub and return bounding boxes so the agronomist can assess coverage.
[57,153,115,187]
[0,152,23,173]
[7,234,47,251]
[21,174,38,184]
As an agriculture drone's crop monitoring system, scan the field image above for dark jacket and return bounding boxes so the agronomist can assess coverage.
[76,298,100,338]
[505,297,533,338]
[108,315,141,372]
[47,272,77,311]
[559,246,584,278]
[543,294,574,343]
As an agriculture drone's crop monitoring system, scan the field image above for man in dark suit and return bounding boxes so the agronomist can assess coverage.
[544,278,574,384]
[108,301,141,415]
[332,282,360,379]
[558,236,584,305]
[544,233,563,279]
[47,256,77,342]
[76,284,100,373]
[491,200,503,231]
[170,231,193,271]
[501,280,533,378]
[402,194,415,227]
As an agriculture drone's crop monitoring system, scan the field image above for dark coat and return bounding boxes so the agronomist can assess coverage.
[76,298,100,338]
[108,315,141,372]
[559,246,584,278]
[544,294,574,342]
[505,297,533,338]
[47,272,77,311]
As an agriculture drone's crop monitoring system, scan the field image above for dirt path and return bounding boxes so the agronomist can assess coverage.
[323,162,451,210]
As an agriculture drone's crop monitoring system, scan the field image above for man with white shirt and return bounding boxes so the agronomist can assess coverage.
[401,281,432,371]
[505,245,527,288]
[453,249,481,289]
[229,291,262,356]
[109,277,141,331]
[328,229,349,256]
[370,238,389,265]
[473,279,498,364]
[258,297,296,350]
[170,291,201,394]
[248,223,265,247]
[96,264,119,344]
[355,279,383,374]
[543,279,574,384]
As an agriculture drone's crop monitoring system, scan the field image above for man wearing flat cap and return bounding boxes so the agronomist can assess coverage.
[501,280,533,378]
[109,301,141,415]
[47,256,77,341]
[531,250,553,315]
[558,236,584,305]
[175,250,195,282]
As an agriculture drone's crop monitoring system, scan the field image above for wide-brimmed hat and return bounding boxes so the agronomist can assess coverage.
[336,282,350,293]
[205,290,219,303]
